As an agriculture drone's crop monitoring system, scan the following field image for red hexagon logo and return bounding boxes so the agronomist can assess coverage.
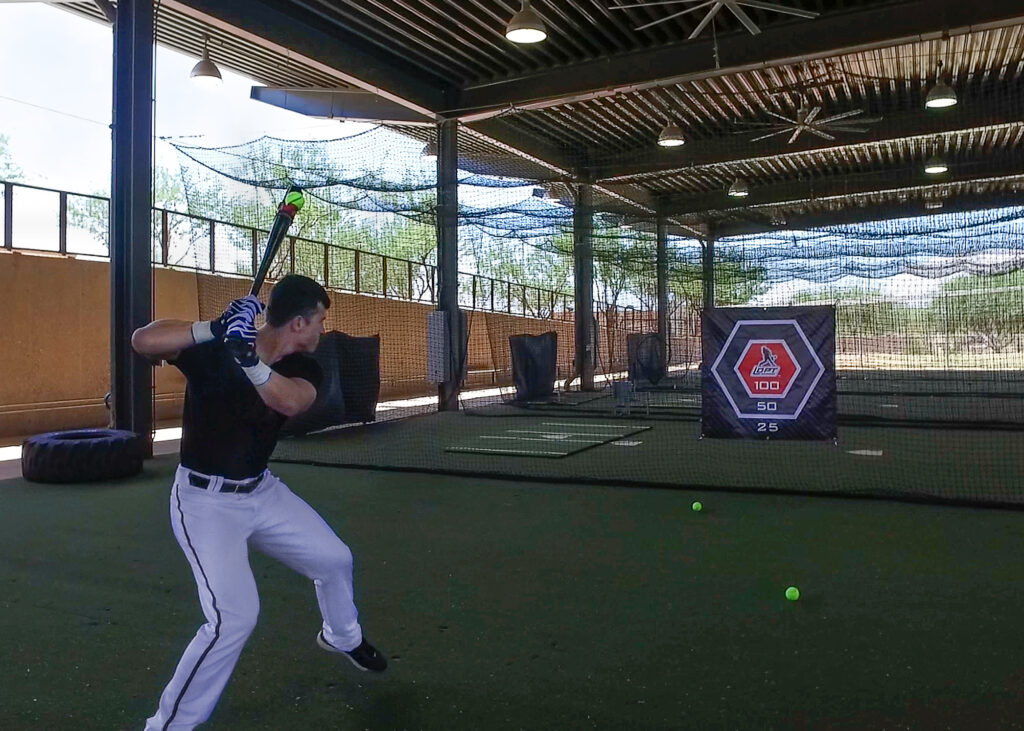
[734,340,800,399]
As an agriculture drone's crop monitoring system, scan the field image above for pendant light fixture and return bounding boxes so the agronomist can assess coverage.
[728,178,750,198]
[924,154,948,175]
[506,1,547,44]
[925,60,957,109]
[658,123,686,147]
[190,35,223,89]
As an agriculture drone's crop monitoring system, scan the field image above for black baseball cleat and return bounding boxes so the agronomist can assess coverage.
[317,630,387,673]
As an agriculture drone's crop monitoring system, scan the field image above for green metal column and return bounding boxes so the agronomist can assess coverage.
[574,183,595,390]
[110,0,153,448]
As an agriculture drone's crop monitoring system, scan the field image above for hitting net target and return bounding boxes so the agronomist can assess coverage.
[702,306,836,440]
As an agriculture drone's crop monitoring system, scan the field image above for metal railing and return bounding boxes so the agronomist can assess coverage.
[1,180,576,320]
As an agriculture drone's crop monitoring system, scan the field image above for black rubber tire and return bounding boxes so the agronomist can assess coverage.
[21,429,145,484]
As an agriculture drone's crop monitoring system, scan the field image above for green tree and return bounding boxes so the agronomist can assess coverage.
[934,270,1024,353]
[791,287,938,338]
[68,165,189,259]
[471,230,572,317]
[0,134,23,181]
[668,249,768,318]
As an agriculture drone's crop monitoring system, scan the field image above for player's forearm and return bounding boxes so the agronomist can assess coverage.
[252,373,316,417]
[131,319,197,359]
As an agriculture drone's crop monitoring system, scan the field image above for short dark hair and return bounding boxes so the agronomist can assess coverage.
[266,274,330,327]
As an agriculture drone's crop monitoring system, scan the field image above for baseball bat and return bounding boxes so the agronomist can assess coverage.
[250,185,305,297]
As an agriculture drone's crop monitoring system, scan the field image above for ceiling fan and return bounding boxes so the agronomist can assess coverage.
[734,97,882,144]
[609,0,819,37]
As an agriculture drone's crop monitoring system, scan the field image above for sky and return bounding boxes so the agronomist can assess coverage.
[0,2,367,196]
[0,3,534,264]
[0,2,1007,305]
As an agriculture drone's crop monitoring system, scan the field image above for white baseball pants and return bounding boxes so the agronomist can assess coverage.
[144,465,363,731]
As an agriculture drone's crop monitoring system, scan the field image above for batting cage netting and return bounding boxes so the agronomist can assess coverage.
[154,123,1024,508]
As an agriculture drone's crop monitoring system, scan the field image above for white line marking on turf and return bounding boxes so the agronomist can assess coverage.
[613,440,642,446]
[541,422,650,430]
[880,404,900,408]
[447,447,568,456]
[508,430,577,438]
[847,449,884,456]
[481,436,605,444]
[507,429,632,439]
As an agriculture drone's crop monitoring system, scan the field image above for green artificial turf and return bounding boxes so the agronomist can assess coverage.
[3,455,1024,729]
[273,410,1024,507]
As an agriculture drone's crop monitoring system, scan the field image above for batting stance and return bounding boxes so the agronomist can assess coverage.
[132,274,386,730]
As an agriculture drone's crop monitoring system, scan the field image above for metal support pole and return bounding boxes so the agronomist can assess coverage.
[656,212,669,370]
[162,210,170,266]
[58,192,68,255]
[703,223,716,312]
[3,182,12,249]
[109,0,153,450]
[574,183,595,390]
[436,119,464,410]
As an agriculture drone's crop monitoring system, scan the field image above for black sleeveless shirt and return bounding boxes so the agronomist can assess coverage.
[171,340,322,480]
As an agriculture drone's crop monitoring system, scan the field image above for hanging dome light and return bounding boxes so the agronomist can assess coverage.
[190,35,223,89]
[506,1,547,44]
[925,79,957,109]
[728,178,750,198]
[657,123,686,147]
[421,141,438,161]
[925,61,957,109]
[924,154,948,175]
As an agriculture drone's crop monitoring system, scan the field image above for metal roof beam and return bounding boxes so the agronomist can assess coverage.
[716,190,1024,236]
[589,83,1024,181]
[93,0,116,24]
[465,117,582,177]
[250,87,432,124]
[165,0,450,116]
[664,157,1024,215]
[451,0,1024,120]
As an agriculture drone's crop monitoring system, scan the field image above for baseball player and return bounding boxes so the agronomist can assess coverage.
[132,274,386,731]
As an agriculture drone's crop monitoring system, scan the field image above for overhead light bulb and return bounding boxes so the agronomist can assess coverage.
[728,178,750,198]
[925,60,957,109]
[658,123,685,147]
[925,78,957,109]
[506,1,546,44]
[924,154,948,175]
[190,36,222,89]
[421,141,437,161]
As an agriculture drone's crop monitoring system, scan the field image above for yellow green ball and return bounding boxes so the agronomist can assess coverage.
[785,586,800,601]
[284,190,305,211]
[691,501,702,512]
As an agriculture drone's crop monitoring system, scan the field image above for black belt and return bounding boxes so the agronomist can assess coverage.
[187,472,262,494]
